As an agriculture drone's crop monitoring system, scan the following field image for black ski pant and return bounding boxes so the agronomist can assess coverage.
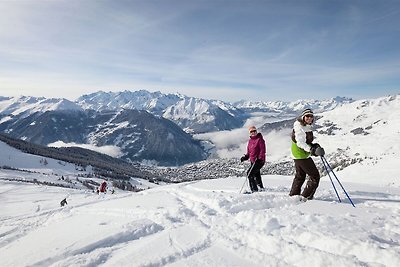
[289,158,320,199]
[247,160,265,192]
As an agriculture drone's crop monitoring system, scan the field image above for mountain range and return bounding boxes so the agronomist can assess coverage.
[0,92,399,187]
[0,90,360,166]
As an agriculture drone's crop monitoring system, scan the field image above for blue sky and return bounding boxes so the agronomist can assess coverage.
[0,0,399,102]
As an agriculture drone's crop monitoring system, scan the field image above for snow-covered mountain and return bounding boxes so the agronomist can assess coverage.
[0,109,206,166]
[234,96,353,114]
[0,95,82,118]
[76,90,181,113]
[77,90,244,133]
[312,95,400,175]
[162,97,243,133]
[0,91,353,135]
[296,95,400,166]
[77,91,353,133]
[0,91,396,167]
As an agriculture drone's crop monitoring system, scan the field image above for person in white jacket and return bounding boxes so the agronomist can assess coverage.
[289,108,325,200]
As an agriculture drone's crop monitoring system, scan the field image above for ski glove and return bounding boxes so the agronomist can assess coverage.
[240,154,249,162]
[315,147,325,156]
[310,143,325,156]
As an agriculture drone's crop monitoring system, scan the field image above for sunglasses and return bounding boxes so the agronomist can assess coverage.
[305,114,314,118]
[250,130,257,133]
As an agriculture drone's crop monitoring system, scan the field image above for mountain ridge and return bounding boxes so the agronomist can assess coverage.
[0,109,206,166]
[2,90,394,166]
[1,90,353,133]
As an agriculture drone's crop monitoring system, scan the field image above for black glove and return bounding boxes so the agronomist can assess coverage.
[310,143,324,156]
[310,143,319,156]
[312,143,321,148]
[315,146,325,156]
[240,154,249,162]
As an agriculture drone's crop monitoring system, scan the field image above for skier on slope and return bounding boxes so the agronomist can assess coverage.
[60,198,67,207]
[240,126,266,193]
[99,181,107,193]
[289,108,325,200]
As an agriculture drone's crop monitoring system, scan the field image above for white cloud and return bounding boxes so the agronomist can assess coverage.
[195,126,292,162]
[264,130,292,162]
[195,128,248,159]
[48,141,123,158]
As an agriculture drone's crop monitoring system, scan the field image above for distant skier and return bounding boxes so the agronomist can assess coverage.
[240,126,266,193]
[289,109,325,200]
[99,181,107,193]
[60,198,68,207]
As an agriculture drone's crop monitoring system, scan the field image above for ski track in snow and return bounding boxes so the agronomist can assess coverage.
[1,176,400,267]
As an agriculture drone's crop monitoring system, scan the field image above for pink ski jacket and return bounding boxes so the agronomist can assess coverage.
[246,133,266,163]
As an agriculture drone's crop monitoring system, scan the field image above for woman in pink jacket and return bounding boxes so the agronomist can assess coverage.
[241,126,266,193]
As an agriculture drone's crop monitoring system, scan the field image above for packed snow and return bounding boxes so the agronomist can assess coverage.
[1,169,400,266]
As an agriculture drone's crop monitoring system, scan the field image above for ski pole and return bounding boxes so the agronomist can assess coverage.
[321,156,341,202]
[321,156,356,208]
[239,161,255,194]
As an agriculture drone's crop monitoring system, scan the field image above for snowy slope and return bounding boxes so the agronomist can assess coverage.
[1,174,399,266]
[316,95,400,157]
[0,140,155,191]
[314,95,400,186]
[0,141,89,176]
